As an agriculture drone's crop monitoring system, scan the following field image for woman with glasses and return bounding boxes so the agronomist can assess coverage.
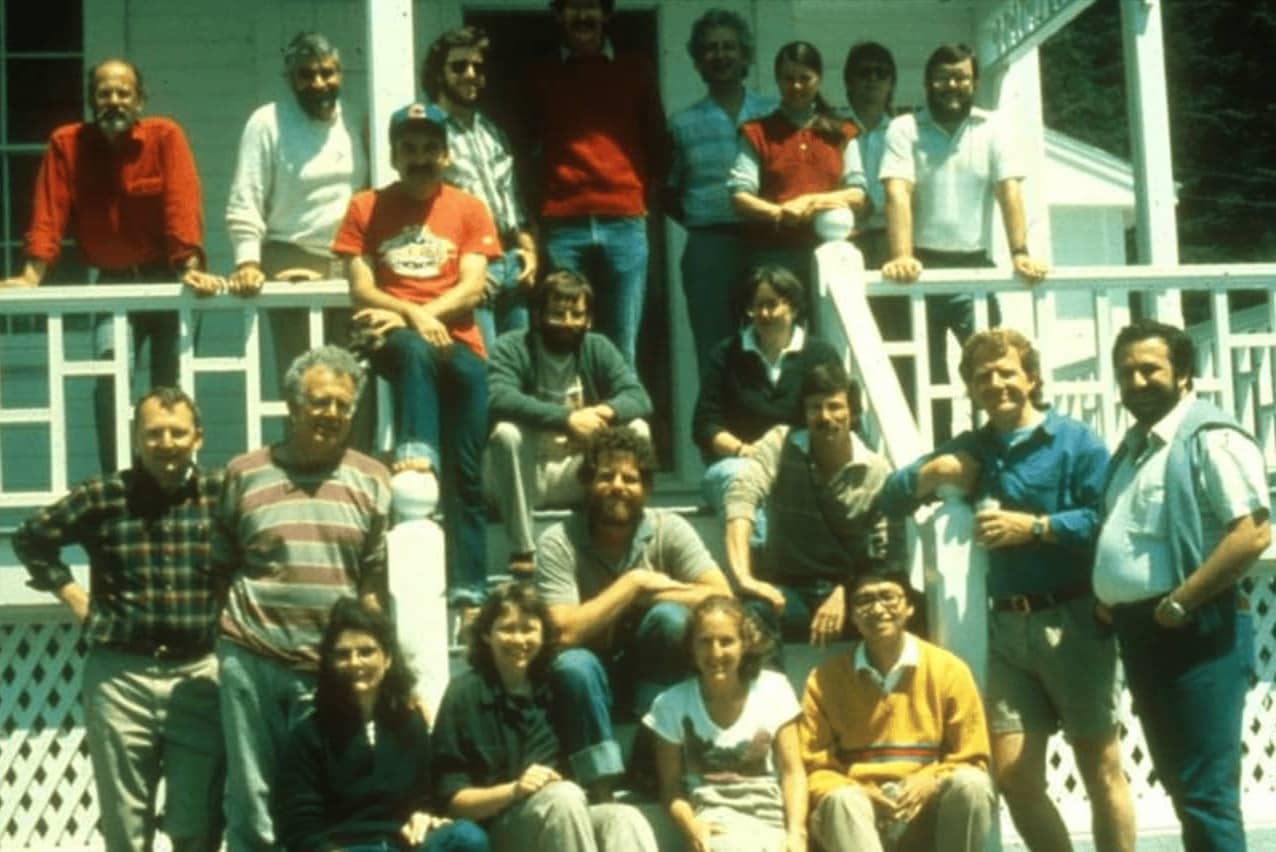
[692,264,839,539]
[644,595,807,852]
[729,41,870,283]
[841,41,897,271]
[276,598,488,852]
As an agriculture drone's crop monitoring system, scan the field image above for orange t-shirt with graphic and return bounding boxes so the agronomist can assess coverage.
[332,182,501,357]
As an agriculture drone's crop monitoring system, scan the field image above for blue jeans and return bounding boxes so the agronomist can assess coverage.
[548,602,692,784]
[701,457,767,546]
[475,249,530,354]
[371,331,489,606]
[543,216,648,364]
[681,226,749,372]
[1113,598,1253,852]
[217,640,316,852]
[340,819,489,852]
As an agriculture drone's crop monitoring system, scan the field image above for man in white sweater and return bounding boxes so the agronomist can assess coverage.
[225,32,369,405]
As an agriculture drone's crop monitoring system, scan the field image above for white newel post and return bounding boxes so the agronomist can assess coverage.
[924,488,989,691]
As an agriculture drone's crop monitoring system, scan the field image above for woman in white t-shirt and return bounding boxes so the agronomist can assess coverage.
[643,596,808,852]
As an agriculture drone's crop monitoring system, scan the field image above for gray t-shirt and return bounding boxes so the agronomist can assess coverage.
[535,508,715,606]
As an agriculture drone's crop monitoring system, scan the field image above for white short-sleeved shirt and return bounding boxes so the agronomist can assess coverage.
[878,106,1024,253]
[643,670,800,822]
[1094,395,1271,605]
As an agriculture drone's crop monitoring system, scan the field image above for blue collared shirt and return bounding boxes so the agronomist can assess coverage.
[878,408,1109,598]
[668,90,778,226]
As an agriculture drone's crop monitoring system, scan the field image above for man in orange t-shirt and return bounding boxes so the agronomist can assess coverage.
[332,102,500,611]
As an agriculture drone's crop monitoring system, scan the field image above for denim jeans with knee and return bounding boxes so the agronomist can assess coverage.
[548,602,692,785]
[370,330,489,606]
[475,249,530,355]
[543,216,648,364]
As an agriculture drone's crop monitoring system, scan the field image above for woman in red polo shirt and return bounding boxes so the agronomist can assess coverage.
[729,41,869,285]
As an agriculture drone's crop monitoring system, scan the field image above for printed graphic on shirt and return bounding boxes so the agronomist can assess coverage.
[377,224,456,278]
[682,716,773,784]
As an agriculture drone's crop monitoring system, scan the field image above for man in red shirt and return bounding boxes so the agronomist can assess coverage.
[526,0,667,365]
[2,58,222,472]
[333,103,500,614]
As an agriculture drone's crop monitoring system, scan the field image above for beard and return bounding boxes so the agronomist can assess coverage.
[443,78,480,108]
[95,108,137,139]
[296,87,339,119]
[926,88,973,125]
[540,325,586,355]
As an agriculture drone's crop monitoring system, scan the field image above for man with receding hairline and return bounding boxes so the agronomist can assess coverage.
[3,58,221,472]
[14,387,226,852]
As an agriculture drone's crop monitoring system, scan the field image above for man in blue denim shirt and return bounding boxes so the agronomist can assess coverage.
[879,328,1135,852]
[423,26,538,352]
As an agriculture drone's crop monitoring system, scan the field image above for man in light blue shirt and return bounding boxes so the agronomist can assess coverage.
[667,9,776,372]
[423,26,538,353]
[1097,319,1270,852]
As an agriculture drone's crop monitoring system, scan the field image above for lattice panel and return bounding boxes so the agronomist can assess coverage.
[0,621,97,850]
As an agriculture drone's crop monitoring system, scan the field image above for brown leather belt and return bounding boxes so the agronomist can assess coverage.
[990,584,1090,615]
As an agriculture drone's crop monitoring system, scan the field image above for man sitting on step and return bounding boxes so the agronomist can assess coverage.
[484,269,653,576]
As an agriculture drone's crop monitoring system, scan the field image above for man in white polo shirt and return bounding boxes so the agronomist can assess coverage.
[879,42,1046,439]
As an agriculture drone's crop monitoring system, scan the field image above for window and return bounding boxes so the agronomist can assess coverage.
[2,0,84,282]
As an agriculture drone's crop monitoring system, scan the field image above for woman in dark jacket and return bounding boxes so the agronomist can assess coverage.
[276,598,488,852]
[693,264,840,537]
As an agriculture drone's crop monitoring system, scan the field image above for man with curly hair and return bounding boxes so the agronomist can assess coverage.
[533,426,729,797]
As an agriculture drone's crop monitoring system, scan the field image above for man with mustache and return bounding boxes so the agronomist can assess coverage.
[484,269,652,576]
[423,25,538,353]
[878,329,1134,852]
[225,32,368,412]
[2,58,222,472]
[666,8,776,372]
[525,0,668,365]
[879,43,1048,441]
[724,359,894,649]
[1096,319,1269,852]
[332,103,500,618]
[13,387,225,852]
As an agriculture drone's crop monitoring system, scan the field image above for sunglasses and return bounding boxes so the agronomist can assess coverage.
[448,59,486,75]
[851,65,892,82]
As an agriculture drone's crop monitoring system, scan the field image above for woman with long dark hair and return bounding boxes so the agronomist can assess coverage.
[276,598,488,852]
[729,41,870,280]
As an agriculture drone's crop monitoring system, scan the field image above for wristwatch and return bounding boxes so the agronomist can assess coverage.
[1158,596,1190,627]
[1030,516,1045,541]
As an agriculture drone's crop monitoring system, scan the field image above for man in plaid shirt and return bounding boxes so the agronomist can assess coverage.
[13,386,224,852]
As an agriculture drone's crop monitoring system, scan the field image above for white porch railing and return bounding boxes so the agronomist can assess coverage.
[815,242,1276,839]
[0,281,447,851]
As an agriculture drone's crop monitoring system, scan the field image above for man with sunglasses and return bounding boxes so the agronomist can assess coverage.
[423,26,538,353]
[799,564,994,852]
[840,42,897,270]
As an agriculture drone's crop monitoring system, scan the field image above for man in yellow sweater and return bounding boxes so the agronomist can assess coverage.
[799,565,994,850]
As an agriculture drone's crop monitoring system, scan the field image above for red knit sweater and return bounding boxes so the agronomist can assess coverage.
[739,111,856,204]
[526,51,667,218]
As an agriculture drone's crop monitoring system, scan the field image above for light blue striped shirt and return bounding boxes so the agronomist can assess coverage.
[668,90,777,226]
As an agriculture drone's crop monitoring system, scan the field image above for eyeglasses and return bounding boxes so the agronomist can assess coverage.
[448,59,486,75]
[851,589,906,613]
[930,73,974,88]
[748,298,789,315]
[851,65,892,82]
[304,396,355,417]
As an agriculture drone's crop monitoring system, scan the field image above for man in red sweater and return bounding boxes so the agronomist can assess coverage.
[1,58,221,472]
[526,0,667,365]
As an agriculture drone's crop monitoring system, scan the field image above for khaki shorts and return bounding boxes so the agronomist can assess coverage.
[987,595,1119,739]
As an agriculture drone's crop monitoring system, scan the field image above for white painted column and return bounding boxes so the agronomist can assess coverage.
[923,490,989,690]
[1121,0,1183,324]
[366,0,416,189]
